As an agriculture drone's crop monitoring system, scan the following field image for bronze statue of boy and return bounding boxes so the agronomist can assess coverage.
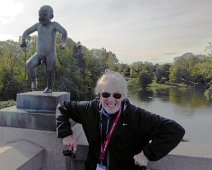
[20,5,67,93]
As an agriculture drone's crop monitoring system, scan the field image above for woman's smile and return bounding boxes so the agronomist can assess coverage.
[100,84,124,114]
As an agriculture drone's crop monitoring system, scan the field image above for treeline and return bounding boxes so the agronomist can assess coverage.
[124,53,212,88]
[0,35,119,100]
[0,36,211,100]
[119,52,212,99]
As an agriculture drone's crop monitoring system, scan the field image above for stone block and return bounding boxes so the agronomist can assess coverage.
[0,106,56,131]
[0,126,66,170]
[16,91,70,113]
[0,140,44,170]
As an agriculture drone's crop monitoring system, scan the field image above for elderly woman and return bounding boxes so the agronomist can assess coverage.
[56,70,185,170]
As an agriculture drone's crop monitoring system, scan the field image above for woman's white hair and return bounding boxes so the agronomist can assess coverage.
[95,69,128,97]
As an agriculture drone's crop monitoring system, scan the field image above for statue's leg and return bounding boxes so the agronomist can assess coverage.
[26,54,40,91]
[43,55,56,93]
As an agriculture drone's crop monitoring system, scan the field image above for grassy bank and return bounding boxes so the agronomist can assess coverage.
[148,81,173,90]
[148,81,187,90]
[128,78,187,91]
[0,100,16,109]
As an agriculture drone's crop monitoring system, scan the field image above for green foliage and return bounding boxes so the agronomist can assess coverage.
[54,38,85,99]
[0,37,212,101]
[204,85,212,100]
[0,68,24,100]
[169,53,212,86]
[0,34,121,100]
[90,48,118,71]
[155,64,170,83]
[130,61,144,78]
[117,64,130,77]
[149,80,172,90]
[0,100,16,109]
[127,78,140,90]
[0,40,28,99]
[130,61,156,79]
[138,70,153,89]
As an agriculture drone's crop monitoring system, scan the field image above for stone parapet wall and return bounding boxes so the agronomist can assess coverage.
[149,142,212,170]
[0,125,212,170]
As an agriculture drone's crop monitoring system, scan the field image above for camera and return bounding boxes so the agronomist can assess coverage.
[63,149,76,158]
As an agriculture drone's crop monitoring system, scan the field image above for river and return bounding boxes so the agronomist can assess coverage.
[128,88,212,144]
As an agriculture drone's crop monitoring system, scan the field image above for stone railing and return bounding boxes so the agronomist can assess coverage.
[64,136,212,170]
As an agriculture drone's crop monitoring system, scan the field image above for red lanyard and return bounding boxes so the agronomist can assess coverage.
[100,109,122,162]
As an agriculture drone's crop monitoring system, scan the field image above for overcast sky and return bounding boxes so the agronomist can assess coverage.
[0,0,212,64]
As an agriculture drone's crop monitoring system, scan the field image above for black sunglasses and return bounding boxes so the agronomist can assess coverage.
[101,92,122,99]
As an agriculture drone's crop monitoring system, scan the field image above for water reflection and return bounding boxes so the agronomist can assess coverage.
[129,88,212,108]
[169,88,212,108]
[129,89,154,102]
[128,88,212,144]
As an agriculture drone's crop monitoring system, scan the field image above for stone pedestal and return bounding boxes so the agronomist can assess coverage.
[0,91,70,131]
[17,91,70,113]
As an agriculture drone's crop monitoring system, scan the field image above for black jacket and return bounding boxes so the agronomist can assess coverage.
[56,98,185,170]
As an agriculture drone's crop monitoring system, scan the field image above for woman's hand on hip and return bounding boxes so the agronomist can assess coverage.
[133,151,149,167]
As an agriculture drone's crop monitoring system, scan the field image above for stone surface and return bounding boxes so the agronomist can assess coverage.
[148,142,212,170]
[0,125,88,170]
[16,91,70,113]
[1,125,212,170]
[0,106,56,131]
[0,140,44,170]
[0,91,70,131]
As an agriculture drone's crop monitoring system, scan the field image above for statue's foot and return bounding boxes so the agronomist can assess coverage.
[31,82,37,91]
[43,87,52,93]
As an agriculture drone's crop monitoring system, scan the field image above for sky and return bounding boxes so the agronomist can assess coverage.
[0,0,212,64]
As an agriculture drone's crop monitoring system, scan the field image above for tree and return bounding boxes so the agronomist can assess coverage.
[130,61,144,78]
[139,70,153,89]
[117,64,130,77]
[0,69,23,100]
[155,64,170,83]
[143,62,155,77]
[54,37,85,99]
[204,85,212,99]
[0,40,28,99]
[130,61,156,79]
[169,53,206,85]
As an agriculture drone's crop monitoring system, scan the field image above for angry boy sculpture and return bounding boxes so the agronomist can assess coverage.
[20,5,67,93]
